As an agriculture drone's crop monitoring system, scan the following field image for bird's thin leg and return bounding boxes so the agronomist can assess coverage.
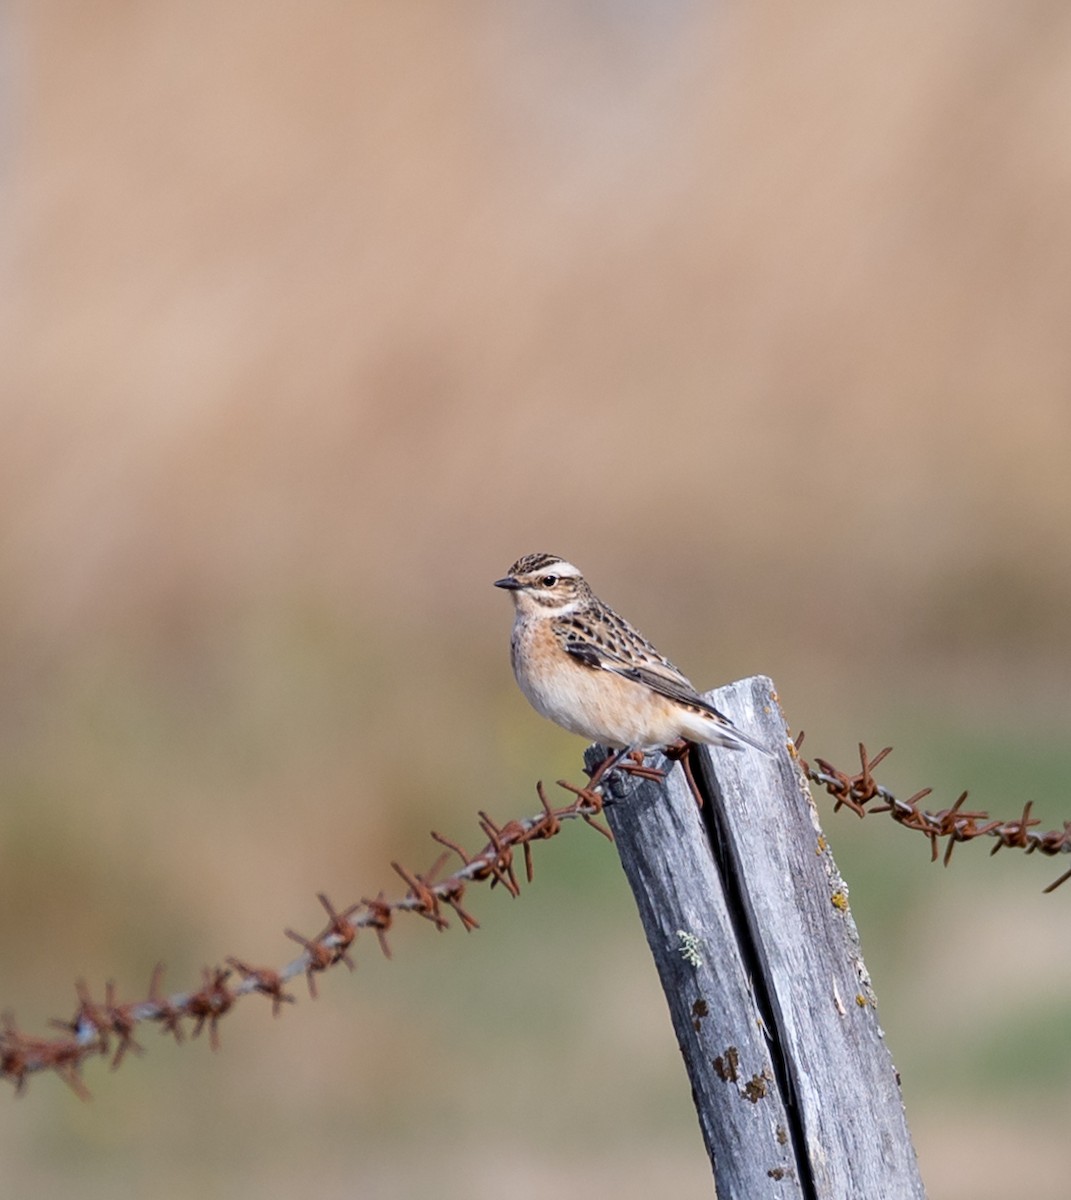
[586,746,631,789]
[587,747,667,798]
[665,739,704,808]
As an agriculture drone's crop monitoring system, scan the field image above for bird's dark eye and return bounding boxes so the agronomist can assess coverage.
[541,574,559,587]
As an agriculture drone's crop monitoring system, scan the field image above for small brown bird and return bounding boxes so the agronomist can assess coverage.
[494,553,769,755]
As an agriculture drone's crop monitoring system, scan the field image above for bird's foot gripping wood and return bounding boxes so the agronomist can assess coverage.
[585,742,701,807]
[620,750,666,782]
[585,747,666,795]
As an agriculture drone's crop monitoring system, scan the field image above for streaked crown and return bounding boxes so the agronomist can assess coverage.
[505,552,580,578]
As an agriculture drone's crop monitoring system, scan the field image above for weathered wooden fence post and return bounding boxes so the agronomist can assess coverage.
[588,674,925,1200]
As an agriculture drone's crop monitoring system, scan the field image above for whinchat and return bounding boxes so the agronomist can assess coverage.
[494,553,769,756]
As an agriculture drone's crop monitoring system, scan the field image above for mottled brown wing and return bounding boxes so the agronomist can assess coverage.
[561,638,604,671]
[561,631,734,722]
[611,662,737,723]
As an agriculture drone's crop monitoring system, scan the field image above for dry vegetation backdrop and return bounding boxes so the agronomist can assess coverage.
[2,4,1070,1198]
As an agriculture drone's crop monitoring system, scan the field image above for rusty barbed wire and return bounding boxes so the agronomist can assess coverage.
[0,770,617,1098]
[8,736,1067,1097]
[794,735,1071,892]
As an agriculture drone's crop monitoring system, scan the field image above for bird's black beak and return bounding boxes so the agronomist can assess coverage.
[494,576,522,590]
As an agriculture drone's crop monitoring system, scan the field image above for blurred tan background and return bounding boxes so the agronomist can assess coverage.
[2,3,1070,1196]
